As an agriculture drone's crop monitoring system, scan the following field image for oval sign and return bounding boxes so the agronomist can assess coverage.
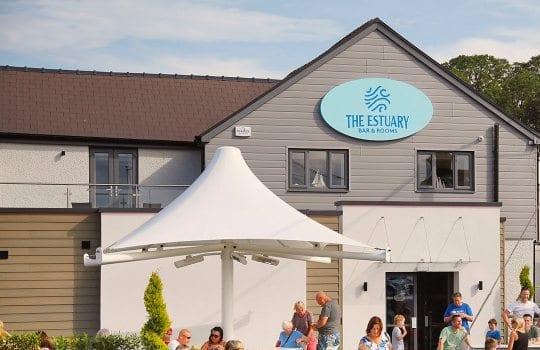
[320,78,433,141]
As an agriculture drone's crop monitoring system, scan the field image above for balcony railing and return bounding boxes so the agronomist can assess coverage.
[0,182,190,209]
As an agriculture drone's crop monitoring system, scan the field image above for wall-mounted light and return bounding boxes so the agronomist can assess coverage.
[478,280,483,290]
[363,281,368,292]
[60,150,66,156]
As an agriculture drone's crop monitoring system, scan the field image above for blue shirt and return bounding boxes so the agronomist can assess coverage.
[444,302,473,331]
[486,329,501,341]
[278,330,304,348]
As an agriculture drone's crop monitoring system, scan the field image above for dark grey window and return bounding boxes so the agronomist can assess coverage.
[417,151,474,191]
[288,149,348,191]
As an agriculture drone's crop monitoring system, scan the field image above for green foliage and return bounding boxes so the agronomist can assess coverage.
[0,332,40,349]
[443,54,540,131]
[0,333,143,350]
[140,271,171,350]
[520,265,534,299]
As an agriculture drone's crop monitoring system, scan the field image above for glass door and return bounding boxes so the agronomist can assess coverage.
[386,272,453,350]
[90,148,138,208]
[386,273,415,350]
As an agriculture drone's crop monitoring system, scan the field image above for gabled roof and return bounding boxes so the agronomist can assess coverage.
[200,18,539,143]
[0,66,278,144]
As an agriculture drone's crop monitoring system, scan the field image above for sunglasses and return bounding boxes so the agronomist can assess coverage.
[211,334,220,338]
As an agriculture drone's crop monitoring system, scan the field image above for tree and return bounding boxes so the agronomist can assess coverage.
[140,271,171,350]
[443,54,511,106]
[443,54,539,131]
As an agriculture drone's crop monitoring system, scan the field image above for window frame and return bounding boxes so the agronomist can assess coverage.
[416,150,474,192]
[287,148,349,192]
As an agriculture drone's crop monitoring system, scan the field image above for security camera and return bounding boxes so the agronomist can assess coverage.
[477,136,484,142]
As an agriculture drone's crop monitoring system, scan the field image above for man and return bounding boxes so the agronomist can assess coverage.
[502,286,540,330]
[443,292,474,333]
[168,329,191,350]
[312,291,341,350]
[524,314,540,343]
[437,314,472,350]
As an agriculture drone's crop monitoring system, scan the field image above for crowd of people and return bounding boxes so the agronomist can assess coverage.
[4,286,540,350]
[165,327,244,350]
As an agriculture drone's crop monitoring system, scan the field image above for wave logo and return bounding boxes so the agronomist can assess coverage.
[364,86,390,112]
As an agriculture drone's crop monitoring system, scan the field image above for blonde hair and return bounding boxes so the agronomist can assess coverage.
[225,340,244,350]
[0,320,10,339]
[394,314,405,323]
[511,316,526,333]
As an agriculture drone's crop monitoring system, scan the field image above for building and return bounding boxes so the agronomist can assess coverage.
[1,18,538,349]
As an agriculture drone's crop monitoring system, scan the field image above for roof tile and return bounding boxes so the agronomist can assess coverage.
[0,67,278,143]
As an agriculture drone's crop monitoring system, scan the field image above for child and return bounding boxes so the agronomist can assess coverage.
[485,318,501,344]
[391,314,407,350]
[485,338,498,350]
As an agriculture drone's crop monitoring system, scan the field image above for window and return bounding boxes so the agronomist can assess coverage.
[90,148,138,208]
[417,151,474,191]
[288,149,348,191]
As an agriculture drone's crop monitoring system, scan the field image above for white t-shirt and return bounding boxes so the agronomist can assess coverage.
[506,300,540,317]
[168,339,180,350]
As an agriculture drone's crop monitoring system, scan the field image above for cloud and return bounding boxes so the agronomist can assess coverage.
[0,0,343,53]
[32,48,287,78]
[427,25,540,63]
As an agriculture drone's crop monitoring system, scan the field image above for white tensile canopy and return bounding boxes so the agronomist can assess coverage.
[84,146,389,337]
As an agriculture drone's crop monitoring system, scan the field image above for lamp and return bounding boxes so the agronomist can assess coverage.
[174,254,204,268]
[478,280,483,290]
[251,254,279,266]
[363,282,368,292]
[231,252,247,265]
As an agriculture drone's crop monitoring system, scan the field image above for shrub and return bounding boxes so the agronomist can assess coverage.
[140,271,171,350]
[520,265,534,299]
[0,333,143,350]
[0,332,40,349]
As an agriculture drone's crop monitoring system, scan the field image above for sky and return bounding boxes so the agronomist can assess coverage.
[0,0,539,79]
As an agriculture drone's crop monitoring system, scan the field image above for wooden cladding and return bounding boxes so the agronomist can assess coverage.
[0,212,100,336]
[306,214,341,320]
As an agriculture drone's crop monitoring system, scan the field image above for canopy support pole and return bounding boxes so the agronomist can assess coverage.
[221,246,234,339]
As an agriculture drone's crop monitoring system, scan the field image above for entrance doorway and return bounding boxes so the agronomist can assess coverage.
[386,272,453,350]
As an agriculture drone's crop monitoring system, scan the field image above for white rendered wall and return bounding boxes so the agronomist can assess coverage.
[138,149,200,207]
[100,212,305,350]
[0,143,89,207]
[505,240,534,304]
[340,204,501,350]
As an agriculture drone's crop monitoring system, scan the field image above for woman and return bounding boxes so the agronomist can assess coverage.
[508,316,528,350]
[292,300,317,350]
[201,326,226,350]
[276,320,304,348]
[358,316,392,350]
[38,330,55,350]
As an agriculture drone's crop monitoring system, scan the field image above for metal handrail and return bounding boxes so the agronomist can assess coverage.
[0,182,190,208]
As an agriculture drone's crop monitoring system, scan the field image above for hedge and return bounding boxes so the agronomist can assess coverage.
[0,333,144,350]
